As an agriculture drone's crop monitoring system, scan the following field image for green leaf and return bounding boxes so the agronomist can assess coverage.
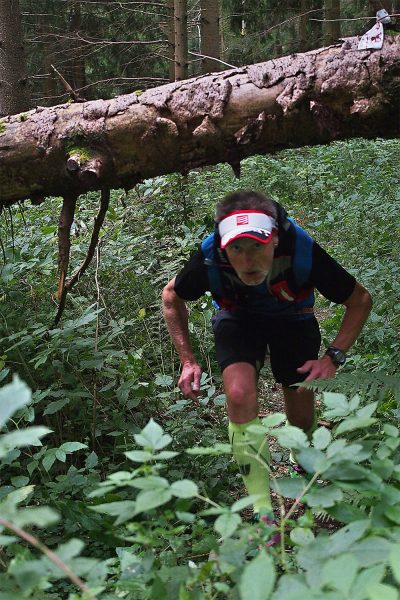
[297,447,331,473]
[239,550,275,600]
[336,417,377,435]
[154,374,173,386]
[59,442,87,453]
[368,583,399,600]
[43,398,69,416]
[271,477,307,499]
[186,443,231,455]
[322,392,349,417]
[134,488,172,514]
[0,427,51,458]
[0,535,17,545]
[350,537,392,567]
[55,538,85,562]
[85,451,98,469]
[125,450,153,462]
[350,565,385,600]
[170,480,198,498]
[274,426,309,450]
[303,485,343,508]
[261,413,286,428]
[14,507,59,528]
[11,476,29,488]
[383,424,399,438]
[55,449,66,462]
[154,450,179,460]
[312,426,332,450]
[130,476,169,490]
[134,418,172,450]
[90,501,137,525]
[214,512,241,539]
[290,527,314,546]
[231,495,262,513]
[0,376,31,428]
[390,545,400,584]
[356,402,378,419]
[384,506,400,525]
[321,554,359,595]
[42,451,56,472]
[328,521,370,555]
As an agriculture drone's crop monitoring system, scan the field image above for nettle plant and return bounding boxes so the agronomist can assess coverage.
[87,391,400,600]
[0,377,109,599]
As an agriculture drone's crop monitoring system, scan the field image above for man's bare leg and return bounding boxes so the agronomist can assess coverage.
[223,362,272,515]
[282,386,315,433]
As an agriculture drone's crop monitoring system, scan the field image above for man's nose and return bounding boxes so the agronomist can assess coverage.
[243,251,255,266]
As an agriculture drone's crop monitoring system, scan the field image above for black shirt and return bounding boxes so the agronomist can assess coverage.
[174,241,356,305]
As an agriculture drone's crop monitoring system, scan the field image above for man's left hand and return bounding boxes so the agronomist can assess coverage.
[297,355,337,382]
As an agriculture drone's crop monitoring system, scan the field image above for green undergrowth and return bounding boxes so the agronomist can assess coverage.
[0,138,399,598]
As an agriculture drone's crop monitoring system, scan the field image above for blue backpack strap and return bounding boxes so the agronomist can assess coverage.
[287,218,313,287]
[201,233,224,298]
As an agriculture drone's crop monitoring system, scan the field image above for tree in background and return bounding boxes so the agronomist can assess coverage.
[174,0,189,79]
[0,0,31,116]
[200,0,221,73]
[324,0,341,45]
[9,0,391,109]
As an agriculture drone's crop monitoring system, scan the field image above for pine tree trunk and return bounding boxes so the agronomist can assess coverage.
[324,0,341,45]
[299,0,309,52]
[68,0,87,95]
[168,0,176,81]
[0,0,31,116]
[174,0,188,80]
[200,0,221,74]
[0,36,399,207]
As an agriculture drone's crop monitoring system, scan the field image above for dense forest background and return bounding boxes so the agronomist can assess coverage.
[1,1,400,599]
[5,0,399,110]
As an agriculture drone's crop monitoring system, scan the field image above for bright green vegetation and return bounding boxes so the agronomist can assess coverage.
[0,138,399,598]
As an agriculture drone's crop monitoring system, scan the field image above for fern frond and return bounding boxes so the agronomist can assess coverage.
[301,371,400,404]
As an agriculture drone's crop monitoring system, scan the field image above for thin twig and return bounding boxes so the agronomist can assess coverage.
[92,244,101,449]
[50,64,85,102]
[0,518,97,600]
[187,51,236,69]
[52,189,110,328]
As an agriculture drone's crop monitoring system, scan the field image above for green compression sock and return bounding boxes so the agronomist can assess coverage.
[228,418,271,515]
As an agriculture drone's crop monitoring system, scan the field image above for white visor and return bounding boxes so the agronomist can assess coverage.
[218,211,277,249]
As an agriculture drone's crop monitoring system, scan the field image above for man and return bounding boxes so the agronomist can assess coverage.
[162,190,372,521]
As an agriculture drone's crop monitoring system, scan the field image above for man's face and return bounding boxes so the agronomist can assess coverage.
[224,235,277,286]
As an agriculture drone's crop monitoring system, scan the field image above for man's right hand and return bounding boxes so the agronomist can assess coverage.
[178,361,202,400]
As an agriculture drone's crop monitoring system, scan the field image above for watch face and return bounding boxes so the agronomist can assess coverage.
[327,348,346,366]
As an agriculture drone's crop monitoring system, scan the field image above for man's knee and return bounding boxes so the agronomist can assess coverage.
[226,383,257,410]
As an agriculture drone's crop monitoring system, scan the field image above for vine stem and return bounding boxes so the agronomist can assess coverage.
[0,518,97,600]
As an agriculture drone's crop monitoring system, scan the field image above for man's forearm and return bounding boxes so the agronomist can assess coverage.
[162,281,197,364]
[330,282,372,352]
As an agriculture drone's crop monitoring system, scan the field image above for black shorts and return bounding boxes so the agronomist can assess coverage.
[211,310,321,387]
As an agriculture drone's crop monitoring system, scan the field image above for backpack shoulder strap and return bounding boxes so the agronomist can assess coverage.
[201,232,224,297]
[287,218,314,287]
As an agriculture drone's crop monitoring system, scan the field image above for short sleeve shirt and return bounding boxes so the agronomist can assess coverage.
[174,241,356,305]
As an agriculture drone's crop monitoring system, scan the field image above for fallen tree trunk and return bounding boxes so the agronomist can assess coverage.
[1,36,399,208]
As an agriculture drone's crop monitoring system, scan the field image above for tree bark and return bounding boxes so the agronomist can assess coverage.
[0,36,399,208]
[200,0,221,74]
[0,0,31,116]
[174,0,188,80]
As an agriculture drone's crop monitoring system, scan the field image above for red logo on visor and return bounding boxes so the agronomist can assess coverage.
[236,215,249,225]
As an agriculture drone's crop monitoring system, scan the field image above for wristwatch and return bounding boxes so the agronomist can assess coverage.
[325,346,346,367]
